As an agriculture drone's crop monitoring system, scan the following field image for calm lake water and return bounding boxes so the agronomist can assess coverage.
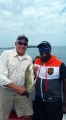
[0,46,66,65]
[26,46,66,65]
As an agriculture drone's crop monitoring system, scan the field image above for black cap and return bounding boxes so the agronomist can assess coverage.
[37,41,51,49]
[16,34,28,42]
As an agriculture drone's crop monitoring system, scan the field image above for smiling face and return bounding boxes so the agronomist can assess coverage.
[39,46,51,62]
[15,39,28,56]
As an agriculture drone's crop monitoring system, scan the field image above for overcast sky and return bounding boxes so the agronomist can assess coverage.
[0,0,66,47]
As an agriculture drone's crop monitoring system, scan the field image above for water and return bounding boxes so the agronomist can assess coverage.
[0,47,66,101]
[0,47,66,65]
[26,46,66,64]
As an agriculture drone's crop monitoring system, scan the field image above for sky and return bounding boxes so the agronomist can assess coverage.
[0,0,66,47]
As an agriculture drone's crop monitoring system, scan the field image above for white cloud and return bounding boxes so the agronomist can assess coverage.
[0,0,66,47]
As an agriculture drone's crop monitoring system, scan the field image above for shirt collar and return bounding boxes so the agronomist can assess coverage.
[13,49,18,56]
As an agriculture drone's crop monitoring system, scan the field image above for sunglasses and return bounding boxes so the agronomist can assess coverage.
[39,48,50,52]
[17,41,28,46]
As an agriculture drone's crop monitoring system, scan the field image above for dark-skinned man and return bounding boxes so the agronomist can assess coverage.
[33,41,66,120]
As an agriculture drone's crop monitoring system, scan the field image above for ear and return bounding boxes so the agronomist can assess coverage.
[50,48,51,52]
[15,42,16,46]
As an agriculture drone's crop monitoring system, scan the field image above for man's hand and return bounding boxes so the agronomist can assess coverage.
[13,85,26,95]
[33,65,39,73]
[6,83,26,95]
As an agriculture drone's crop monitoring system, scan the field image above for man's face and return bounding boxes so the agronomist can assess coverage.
[39,46,51,61]
[15,39,28,56]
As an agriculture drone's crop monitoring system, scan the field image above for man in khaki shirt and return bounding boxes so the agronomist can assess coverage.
[0,35,33,120]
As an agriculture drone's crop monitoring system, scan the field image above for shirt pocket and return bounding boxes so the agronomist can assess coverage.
[7,60,17,75]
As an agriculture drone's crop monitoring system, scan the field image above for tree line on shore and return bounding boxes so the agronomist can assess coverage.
[0,45,37,49]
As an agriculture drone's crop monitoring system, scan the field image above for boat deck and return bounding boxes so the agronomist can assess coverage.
[8,111,24,120]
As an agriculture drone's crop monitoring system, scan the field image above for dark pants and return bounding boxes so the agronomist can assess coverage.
[32,95,63,120]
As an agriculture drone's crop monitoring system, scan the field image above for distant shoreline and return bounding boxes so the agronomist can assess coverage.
[0,46,37,49]
[0,46,65,49]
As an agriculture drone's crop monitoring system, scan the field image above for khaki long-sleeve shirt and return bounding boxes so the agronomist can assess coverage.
[0,49,32,88]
